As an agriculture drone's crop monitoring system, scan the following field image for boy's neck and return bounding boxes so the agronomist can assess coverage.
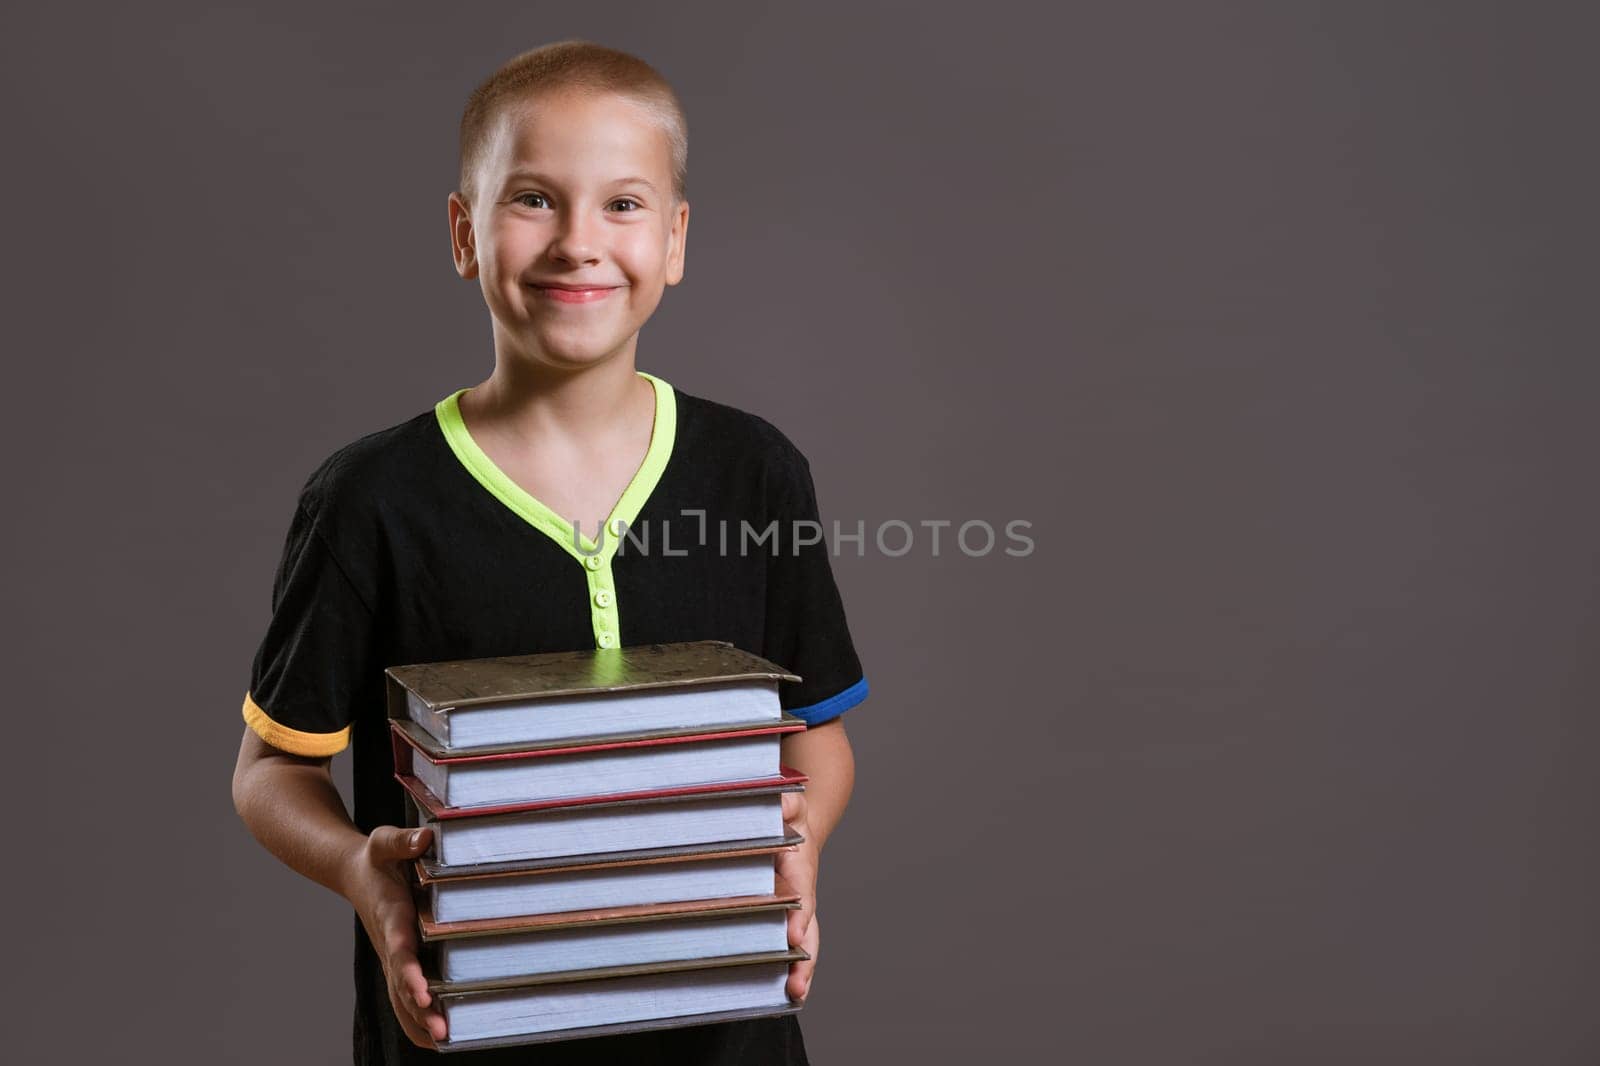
[463,350,650,442]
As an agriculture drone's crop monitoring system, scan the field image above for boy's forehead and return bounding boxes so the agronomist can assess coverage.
[481,91,671,191]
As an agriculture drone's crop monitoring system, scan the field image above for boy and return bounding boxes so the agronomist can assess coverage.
[230,40,868,1066]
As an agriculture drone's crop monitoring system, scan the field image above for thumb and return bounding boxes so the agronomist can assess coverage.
[780,789,805,825]
[369,825,432,862]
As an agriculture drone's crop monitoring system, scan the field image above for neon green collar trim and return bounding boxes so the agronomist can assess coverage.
[434,371,677,565]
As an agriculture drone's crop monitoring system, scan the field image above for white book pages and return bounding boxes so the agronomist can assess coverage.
[443,962,791,1043]
[433,854,776,924]
[409,681,781,750]
[427,794,785,868]
[415,735,781,809]
[440,910,790,982]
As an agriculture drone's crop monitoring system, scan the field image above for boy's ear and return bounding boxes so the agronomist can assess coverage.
[665,199,689,287]
[447,192,479,280]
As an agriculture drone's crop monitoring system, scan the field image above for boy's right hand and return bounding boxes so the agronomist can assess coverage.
[344,826,447,1048]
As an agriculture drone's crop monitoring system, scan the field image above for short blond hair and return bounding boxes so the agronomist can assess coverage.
[458,40,688,208]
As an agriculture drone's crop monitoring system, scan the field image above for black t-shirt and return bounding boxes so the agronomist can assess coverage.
[241,372,867,1065]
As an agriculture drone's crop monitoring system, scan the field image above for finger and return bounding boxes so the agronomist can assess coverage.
[774,853,815,922]
[787,955,815,1002]
[394,1008,434,1049]
[786,900,816,946]
[803,912,821,959]
[399,988,447,1047]
[774,845,814,881]
[403,985,448,1046]
[388,978,438,1049]
[774,845,815,895]
[370,825,433,863]
[388,962,447,1047]
[789,914,821,1001]
[391,937,447,1042]
[397,954,431,1011]
[780,790,806,826]
[399,1008,434,1049]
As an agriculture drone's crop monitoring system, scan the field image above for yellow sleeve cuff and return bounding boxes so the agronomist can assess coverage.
[242,691,351,757]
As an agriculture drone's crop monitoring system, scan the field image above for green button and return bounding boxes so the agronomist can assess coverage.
[597,631,617,648]
[594,589,613,608]
[584,555,603,571]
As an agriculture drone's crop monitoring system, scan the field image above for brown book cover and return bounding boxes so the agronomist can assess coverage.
[418,874,802,942]
[385,640,801,720]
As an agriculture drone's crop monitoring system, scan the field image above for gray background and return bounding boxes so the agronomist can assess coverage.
[5,1,1596,1062]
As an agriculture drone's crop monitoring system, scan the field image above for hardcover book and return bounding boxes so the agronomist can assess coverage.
[402,771,806,868]
[385,640,802,750]
[390,717,804,809]
[412,831,804,883]
[416,839,800,924]
[431,958,803,1052]
[422,883,801,985]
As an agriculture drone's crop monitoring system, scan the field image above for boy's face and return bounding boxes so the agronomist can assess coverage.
[448,89,688,372]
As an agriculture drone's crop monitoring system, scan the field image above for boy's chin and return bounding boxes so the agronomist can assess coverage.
[520,333,636,371]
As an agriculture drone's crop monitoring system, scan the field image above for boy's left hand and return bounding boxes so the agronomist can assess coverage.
[777,788,820,1001]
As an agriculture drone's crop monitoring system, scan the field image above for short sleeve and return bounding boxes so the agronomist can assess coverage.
[241,499,379,756]
[762,453,869,725]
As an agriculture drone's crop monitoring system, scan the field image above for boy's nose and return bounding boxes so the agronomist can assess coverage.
[550,211,601,265]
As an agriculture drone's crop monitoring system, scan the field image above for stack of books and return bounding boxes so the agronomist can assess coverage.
[385,640,811,1053]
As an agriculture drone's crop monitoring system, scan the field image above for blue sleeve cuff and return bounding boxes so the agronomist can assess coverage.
[787,676,869,726]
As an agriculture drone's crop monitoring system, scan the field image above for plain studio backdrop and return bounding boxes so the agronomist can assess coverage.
[4,2,1596,1063]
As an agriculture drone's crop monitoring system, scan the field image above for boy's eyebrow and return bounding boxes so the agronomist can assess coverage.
[502,170,659,193]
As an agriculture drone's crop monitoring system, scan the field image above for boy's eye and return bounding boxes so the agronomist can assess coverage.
[510,194,642,212]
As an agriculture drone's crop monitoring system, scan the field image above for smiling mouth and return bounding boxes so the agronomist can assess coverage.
[530,285,620,305]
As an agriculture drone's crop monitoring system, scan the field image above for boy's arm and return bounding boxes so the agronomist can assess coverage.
[231,727,447,1047]
[231,728,365,893]
[779,718,855,850]
[777,718,856,1001]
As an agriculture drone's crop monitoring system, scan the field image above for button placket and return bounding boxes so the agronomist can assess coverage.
[586,556,620,650]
